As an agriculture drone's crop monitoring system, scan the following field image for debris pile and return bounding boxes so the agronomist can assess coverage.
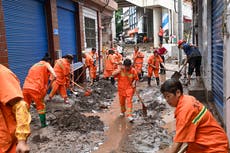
[120,88,173,152]
[74,79,116,112]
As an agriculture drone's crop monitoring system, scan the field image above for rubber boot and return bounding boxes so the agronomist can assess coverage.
[39,114,47,128]
[111,77,115,85]
[147,77,151,86]
[156,77,160,86]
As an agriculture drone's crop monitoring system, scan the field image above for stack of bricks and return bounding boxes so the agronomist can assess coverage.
[0,0,8,67]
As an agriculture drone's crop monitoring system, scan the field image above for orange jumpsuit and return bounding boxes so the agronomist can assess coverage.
[147,54,163,78]
[0,64,31,153]
[133,51,144,74]
[84,53,95,79]
[174,95,229,153]
[89,51,98,79]
[104,54,115,78]
[23,61,56,114]
[49,58,71,99]
[115,67,138,117]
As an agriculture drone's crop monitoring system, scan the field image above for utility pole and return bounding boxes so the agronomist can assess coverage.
[178,0,183,65]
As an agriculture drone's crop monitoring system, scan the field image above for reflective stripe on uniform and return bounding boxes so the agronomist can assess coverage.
[192,106,207,124]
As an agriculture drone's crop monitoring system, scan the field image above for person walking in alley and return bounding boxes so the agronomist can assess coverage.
[49,54,73,104]
[158,43,168,74]
[82,52,95,86]
[133,46,144,81]
[160,79,229,153]
[0,64,31,153]
[89,48,98,84]
[23,54,56,128]
[112,59,138,122]
[147,50,164,86]
[178,40,202,85]
[103,49,117,85]
[158,26,164,44]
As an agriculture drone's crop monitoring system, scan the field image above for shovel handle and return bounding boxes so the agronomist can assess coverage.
[71,80,85,90]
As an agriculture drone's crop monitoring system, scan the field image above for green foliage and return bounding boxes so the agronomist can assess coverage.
[115,8,123,35]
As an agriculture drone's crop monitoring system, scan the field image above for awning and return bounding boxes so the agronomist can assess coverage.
[128,28,138,35]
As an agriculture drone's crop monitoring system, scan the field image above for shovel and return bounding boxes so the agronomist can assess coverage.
[71,80,92,96]
[135,91,147,117]
[75,67,86,82]
[171,61,187,80]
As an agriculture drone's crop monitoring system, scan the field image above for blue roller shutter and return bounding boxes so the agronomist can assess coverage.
[57,0,77,62]
[2,0,48,85]
[211,0,224,117]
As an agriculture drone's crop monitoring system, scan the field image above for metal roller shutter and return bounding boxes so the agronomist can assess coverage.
[2,0,48,85]
[57,0,77,62]
[211,0,224,117]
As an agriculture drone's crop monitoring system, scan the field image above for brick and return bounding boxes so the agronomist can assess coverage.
[0,51,8,57]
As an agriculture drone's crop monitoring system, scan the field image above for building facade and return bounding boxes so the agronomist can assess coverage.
[192,0,230,139]
[0,0,117,84]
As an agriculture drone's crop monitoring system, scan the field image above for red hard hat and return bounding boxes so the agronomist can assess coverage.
[178,40,184,46]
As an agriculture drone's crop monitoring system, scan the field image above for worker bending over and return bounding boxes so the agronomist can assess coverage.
[23,54,56,128]
[112,59,138,122]
[49,54,73,104]
[0,64,31,153]
[82,52,95,86]
[147,50,163,86]
[161,79,229,153]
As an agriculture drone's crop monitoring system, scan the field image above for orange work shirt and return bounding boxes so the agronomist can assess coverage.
[85,54,94,68]
[174,95,229,153]
[148,55,163,69]
[133,51,144,64]
[105,54,115,71]
[0,64,27,152]
[115,68,138,96]
[158,29,164,36]
[114,52,122,63]
[23,61,52,95]
[89,51,98,65]
[53,58,71,85]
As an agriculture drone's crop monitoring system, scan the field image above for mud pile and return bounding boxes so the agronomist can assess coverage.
[49,107,104,133]
[74,79,116,112]
[120,88,173,153]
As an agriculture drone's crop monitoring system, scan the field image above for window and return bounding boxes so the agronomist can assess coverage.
[85,17,96,48]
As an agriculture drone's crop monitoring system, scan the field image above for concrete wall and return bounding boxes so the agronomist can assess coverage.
[153,7,162,47]
[201,0,212,93]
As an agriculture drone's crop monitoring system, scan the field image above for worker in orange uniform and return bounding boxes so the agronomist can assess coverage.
[112,59,138,122]
[49,54,73,104]
[82,52,94,86]
[104,50,117,85]
[147,50,163,86]
[89,48,98,84]
[158,26,164,44]
[160,79,229,153]
[133,46,144,81]
[23,54,56,128]
[0,64,31,153]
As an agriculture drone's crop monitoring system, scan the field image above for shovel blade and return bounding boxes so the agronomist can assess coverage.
[171,71,182,80]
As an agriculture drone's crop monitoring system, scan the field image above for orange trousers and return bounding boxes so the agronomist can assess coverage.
[23,89,45,114]
[49,81,67,99]
[118,89,134,117]
[89,66,97,79]
[148,68,159,78]
[134,63,143,74]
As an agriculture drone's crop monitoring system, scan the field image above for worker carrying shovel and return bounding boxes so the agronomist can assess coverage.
[112,59,138,122]
[48,54,73,104]
[23,54,56,128]
[178,40,202,85]
[147,50,164,86]
[160,79,229,153]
